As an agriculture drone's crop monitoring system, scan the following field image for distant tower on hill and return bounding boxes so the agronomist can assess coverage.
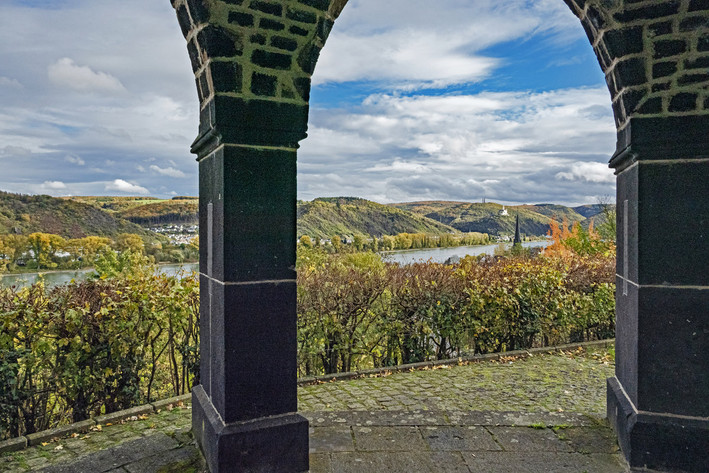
[513,213,522,246]
[499,205,508,216]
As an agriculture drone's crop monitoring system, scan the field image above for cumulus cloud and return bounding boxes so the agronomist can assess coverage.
[555,162,615,183]
[42,180,67,190]
[48,57,126,93]
[105,179,149,195]
[150,164,186,178]
[300,86,616,205]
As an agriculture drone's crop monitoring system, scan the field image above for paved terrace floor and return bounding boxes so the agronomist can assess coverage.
[0,345,629,472]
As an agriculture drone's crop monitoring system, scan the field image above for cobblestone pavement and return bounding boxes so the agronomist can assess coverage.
[0,347,627,472]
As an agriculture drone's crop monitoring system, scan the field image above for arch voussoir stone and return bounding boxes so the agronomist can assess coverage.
[170,1,708,471]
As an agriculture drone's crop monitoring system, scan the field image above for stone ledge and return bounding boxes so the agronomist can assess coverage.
[26,419,96,446]
[298,339,614,385]
[94,404,155,425]
[3,394,194,454]
[0,435,27,454]
[151,393,193,411]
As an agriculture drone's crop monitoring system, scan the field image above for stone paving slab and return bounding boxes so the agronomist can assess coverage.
[37,433,180,473]
[487,426,573,452]
[0,347,625,472]
[304,410,598,428]
[122,445,201,473]
[352,426,428,452]
[309,426,354,453]
[461,451,625,473]
[421,425,501,452]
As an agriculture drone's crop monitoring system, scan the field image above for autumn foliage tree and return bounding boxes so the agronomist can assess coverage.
[27,233,66,269]
[544,216,614,258]
[115,233,145,254]
[65,236,111,268]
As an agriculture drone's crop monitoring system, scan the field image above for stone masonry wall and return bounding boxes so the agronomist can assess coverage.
[566,0,709,131]
[171,0,346,111]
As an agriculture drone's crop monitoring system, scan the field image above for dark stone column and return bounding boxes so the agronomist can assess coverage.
[191,96,309,473]
[608,116,709,473]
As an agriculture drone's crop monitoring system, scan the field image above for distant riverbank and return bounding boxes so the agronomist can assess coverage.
[2,241,548,288]
[380,240,548,265]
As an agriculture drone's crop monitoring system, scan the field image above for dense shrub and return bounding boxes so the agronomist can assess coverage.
[0,260,199,440]
[296,251,615,376]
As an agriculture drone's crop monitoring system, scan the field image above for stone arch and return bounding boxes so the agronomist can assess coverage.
[171,1,709,471]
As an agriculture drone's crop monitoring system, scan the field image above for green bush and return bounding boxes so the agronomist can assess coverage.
[296,250,615,376]
[0,266,199,439]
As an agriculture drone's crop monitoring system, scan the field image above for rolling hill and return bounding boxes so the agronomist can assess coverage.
[0,191,160,240]
[297,197,458,239]
[4,192,611,241]
[390,201,602,237]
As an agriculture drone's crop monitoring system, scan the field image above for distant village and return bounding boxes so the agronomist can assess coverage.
[148,224,198,245]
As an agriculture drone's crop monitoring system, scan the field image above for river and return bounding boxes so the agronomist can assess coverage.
[380,240,548,265]
[0,263,199,289]
[1,241,548,288]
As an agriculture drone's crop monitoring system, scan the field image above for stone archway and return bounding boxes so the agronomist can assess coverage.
[170,1,709,471]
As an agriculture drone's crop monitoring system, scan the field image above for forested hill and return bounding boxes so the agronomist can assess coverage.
[0,191,157,239]
[389,201,603,237]
[1,191,609,241]
[297,197,458,239]
[117,200,199,225]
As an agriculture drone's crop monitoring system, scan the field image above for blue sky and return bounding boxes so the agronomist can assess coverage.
[0,0,616,205]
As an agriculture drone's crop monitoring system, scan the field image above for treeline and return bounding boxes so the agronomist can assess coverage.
[299,231,490,253]
[117,200,198,226]
[0,232,198,272]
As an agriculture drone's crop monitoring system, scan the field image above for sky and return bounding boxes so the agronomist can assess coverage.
[0,0,617,206]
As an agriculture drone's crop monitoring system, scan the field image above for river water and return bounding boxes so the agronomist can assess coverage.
[1,241,547,288]
[0,263,199,289]
[381,240,548,265]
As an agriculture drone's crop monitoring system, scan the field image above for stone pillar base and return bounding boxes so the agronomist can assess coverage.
[192,386,309,473]
[607,377,709,472]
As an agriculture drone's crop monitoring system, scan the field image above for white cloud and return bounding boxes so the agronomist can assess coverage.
[314,0,581,88]
[555,162,615,183]
[365,159,430,174]
[105,179,149,195]
[150,165,186,178]
[65,154,85,165]
[0,145,32,157]
[315,30,499,89]
[42,180,67,190]
[48,57,126,93]
[0,77,22,88]
[300,86,616,205]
